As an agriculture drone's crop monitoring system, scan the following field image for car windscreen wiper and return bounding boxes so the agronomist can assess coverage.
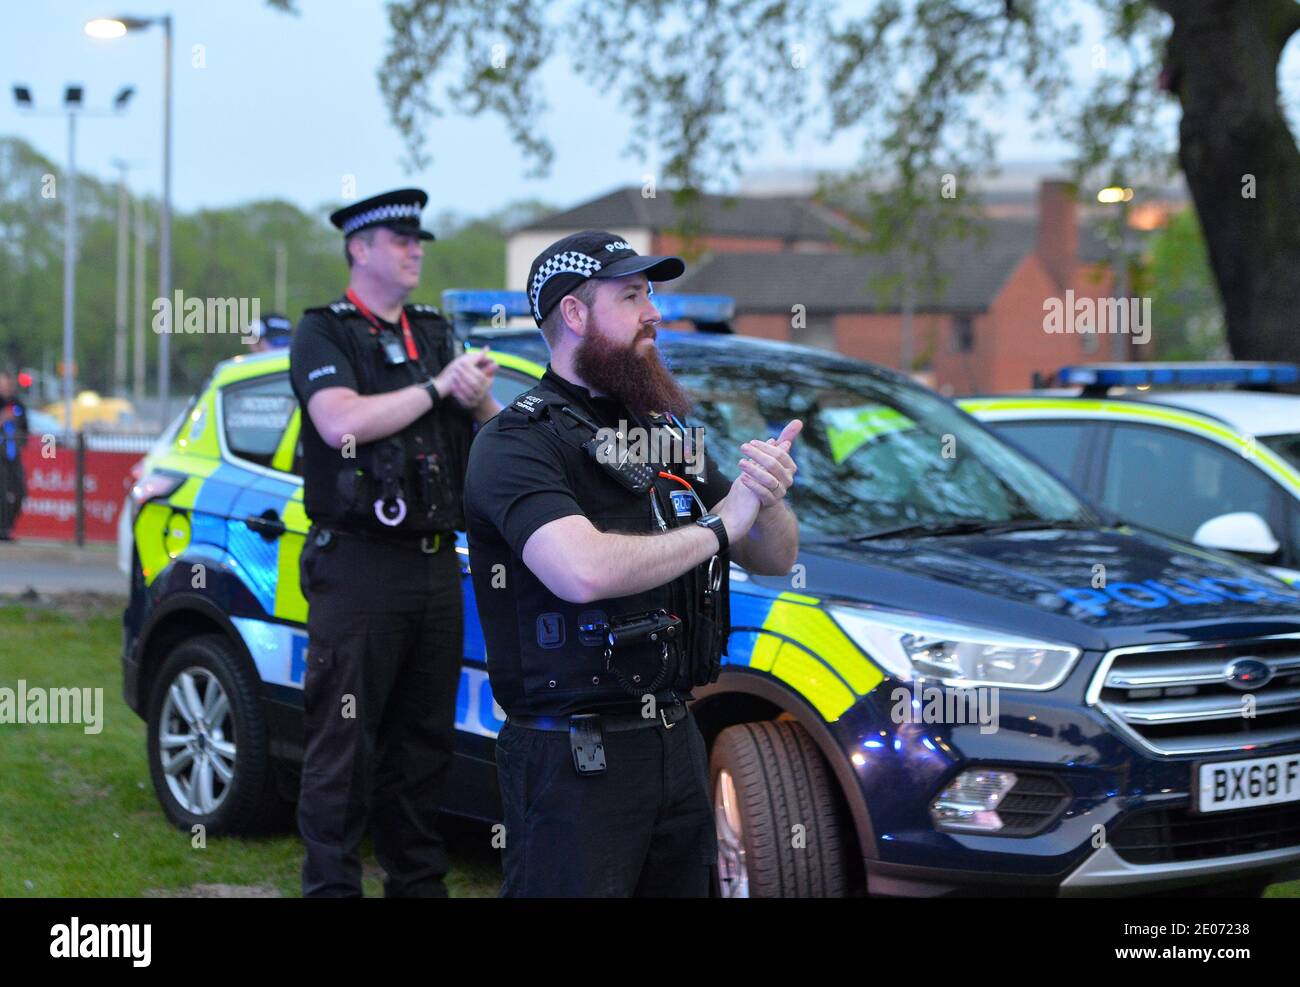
[837,517,1094,542]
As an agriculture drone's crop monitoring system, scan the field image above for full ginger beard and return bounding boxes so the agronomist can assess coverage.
[573,317,694,420]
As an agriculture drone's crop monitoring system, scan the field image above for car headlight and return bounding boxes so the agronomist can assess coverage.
[829,604,1080,690]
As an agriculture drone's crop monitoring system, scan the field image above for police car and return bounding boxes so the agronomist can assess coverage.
[961,363,1300,584]
[122,304,1300,896]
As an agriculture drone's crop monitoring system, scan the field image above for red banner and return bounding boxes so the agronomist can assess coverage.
[12,447,139,543]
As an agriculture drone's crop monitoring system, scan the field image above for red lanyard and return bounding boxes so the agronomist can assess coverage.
[345,288,419,360]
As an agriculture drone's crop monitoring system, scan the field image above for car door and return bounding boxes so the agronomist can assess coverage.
[1096,422,1299,580]
[219,371,307,622]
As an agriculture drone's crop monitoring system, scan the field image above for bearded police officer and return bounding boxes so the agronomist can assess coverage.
[290,188,501,897]
[464,231,802,897]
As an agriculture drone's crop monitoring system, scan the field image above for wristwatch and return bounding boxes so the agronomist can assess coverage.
[419,375,442,408]
[695,513,728,554]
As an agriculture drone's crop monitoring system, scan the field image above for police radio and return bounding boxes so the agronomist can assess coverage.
[558,406,657,493]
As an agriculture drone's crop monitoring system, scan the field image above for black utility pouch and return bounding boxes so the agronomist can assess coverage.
[569,714,607,776]
[689,554,729,686]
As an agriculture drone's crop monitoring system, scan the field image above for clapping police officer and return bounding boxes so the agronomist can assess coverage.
[464,231,802,897]
[290,188,501,897]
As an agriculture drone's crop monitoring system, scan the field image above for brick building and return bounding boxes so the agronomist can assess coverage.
[509,181,1140,395]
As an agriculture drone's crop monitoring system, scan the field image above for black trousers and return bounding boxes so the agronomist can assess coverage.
[0,454,24,534]
[494,708,717,897]
[297,527,463,898]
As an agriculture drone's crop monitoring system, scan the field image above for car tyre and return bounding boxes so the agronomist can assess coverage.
[710,719,846,897]
[146,634,286,836]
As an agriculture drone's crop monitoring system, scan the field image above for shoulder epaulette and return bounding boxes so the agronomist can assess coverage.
[303,300,357,317]
[510,392,552,420]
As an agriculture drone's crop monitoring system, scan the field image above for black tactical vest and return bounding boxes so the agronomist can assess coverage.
[488,378,729,711]
[302,299,473,534]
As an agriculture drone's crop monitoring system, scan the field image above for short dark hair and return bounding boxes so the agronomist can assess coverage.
[540,279,599,347]
[344,227,378,268]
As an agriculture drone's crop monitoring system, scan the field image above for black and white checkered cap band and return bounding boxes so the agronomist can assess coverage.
[341,202,422,235]
[530,251,604,320]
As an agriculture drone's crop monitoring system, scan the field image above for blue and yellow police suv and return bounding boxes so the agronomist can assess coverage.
[122,295,1300,897]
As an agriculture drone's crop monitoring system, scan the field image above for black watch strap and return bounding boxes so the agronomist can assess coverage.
[695,513,728,554]
[420,376,441,407]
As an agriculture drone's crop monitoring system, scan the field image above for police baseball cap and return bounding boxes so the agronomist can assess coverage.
[251,313,293,348]
[527,230,685,326]
[329,187,436,241]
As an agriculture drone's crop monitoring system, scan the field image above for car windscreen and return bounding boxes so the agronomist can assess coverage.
[674,356,1094,539]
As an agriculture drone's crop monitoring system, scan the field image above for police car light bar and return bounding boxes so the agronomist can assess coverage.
[1052,362,1300,393]
[442,290,735,331]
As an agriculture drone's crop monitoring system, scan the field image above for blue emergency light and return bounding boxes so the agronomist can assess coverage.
[442,289,735,338]
[1051,362,1300,393]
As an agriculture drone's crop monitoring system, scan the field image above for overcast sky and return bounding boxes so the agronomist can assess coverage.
[3,1,1297,225]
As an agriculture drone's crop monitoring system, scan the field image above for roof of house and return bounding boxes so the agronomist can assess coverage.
[516,185,855,242]
[665,219,1118,314]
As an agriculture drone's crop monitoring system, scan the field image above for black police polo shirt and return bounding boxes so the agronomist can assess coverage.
[464,366,731,716]
[289,301,470,530]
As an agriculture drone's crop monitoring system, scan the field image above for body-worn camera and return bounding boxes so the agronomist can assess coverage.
[605,609,681,649]
[378,330,409,365]
[576,609,682,695]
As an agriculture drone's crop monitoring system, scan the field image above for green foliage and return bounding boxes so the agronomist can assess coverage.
[1144,208,1229,360]
[344,0,1299,362]
[366,2,1091,198]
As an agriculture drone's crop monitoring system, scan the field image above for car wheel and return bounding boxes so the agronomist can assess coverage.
[146,633,284,835]
[710,719,846,897]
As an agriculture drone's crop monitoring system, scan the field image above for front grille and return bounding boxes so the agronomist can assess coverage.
[996,773,1071,835]
[1090,637,1300,754]
[1109,804,1300,864]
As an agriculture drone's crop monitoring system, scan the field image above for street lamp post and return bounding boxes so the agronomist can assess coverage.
[87,14,174,427]
[1098,185,1136,362]
[134,189,147,409]
[63,89,78,436]
[12,84,134,436]
[113,159,130,396]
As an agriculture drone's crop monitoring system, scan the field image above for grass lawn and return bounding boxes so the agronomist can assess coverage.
[1,599,1296,899]
[0,601,502,898]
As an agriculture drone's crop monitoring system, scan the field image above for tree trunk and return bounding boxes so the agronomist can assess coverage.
[1156,0,1300,362]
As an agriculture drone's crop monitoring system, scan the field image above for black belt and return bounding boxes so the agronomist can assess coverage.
[509,700,688,733]
[311,525,454,554]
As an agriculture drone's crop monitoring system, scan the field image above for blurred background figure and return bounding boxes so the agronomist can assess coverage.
[0,370,30,541]
[248,313,294,353]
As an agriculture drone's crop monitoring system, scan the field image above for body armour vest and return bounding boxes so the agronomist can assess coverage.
[301,300,473,534]
[486,379,730,712]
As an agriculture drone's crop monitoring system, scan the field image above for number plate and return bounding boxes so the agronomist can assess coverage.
[1195,752,1300,813]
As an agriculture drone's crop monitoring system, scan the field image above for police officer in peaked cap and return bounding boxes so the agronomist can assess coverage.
[464,230,803,896]
[290,188,501,897]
